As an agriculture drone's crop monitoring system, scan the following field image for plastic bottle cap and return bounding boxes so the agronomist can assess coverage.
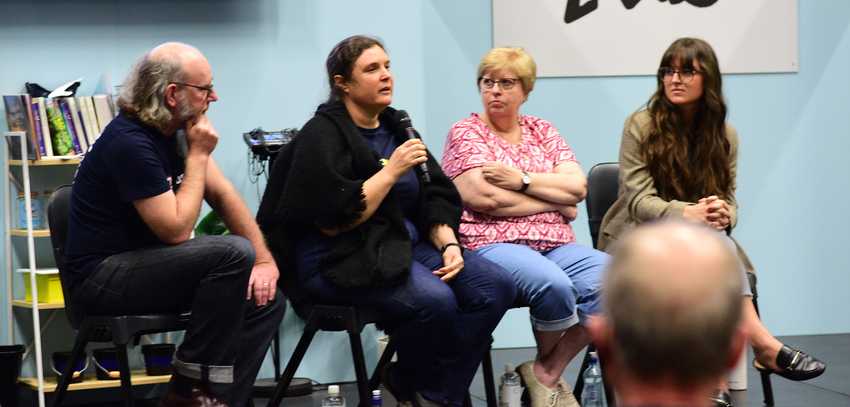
[504,363,515,373]
[328,384,340,395]
[372,389,381,396]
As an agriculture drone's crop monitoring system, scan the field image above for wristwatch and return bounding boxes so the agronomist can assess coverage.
[518,171,531,192]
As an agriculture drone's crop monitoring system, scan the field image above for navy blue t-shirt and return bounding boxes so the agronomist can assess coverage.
[358,122,420,220]
[65,113,185,282]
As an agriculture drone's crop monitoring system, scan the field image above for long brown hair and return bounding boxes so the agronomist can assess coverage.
[642,38,732,202]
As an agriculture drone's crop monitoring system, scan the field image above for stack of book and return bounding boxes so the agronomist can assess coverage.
[3,94,117,160]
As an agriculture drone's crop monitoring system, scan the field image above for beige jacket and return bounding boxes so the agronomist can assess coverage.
[598,110,754,271]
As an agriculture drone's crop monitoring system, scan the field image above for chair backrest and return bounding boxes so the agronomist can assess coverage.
[585,162,620,249]
[47,185,84,328]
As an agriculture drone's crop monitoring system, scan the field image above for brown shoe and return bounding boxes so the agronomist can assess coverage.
[159,384,229,407]
[515,361,579,407]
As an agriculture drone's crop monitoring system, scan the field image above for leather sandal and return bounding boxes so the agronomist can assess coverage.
[753,344,826,381]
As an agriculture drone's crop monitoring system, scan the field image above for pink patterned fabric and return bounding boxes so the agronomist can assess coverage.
[442,113,578,251]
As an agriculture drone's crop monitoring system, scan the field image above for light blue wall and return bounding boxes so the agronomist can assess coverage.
[1,0,848,383]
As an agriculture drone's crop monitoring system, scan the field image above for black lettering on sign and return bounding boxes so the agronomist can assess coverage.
[565,0,719,24]
[564,0,598,23]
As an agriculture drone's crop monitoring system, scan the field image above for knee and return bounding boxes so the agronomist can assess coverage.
[481,261,518,310]
[537,277,576,304]
[216,235,256,269]
[419,289,458,323]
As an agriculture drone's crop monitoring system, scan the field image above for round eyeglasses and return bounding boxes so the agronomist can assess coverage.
[658,67,701,83]
[479,77,520,91]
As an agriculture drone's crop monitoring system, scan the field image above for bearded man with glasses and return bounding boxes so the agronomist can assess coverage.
[66,42,284,407]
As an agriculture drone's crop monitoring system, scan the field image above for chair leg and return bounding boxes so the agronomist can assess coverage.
[115,343,134,407]
[481,344,497,407]
[344,318,371,407]
[599,353,615,407]
[748,273,775,406]
[52,328,90,407]
[369,335,397,390]
[272,330,281,380]
[268,320,319,407]
[573,349,591,399]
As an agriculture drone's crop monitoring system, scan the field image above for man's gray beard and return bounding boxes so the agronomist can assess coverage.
[175,101,202,128]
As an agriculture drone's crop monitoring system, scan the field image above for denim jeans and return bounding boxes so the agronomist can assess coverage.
[72,235,285,407]
[296,239,516,407]
[476,242,609,332]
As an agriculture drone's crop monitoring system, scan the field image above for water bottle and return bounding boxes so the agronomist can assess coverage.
[371,389,382,407]
[499,363,522,407]
[581,352,604,407]
[322,385,346,407]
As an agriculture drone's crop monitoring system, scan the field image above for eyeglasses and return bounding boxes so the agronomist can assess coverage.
[172,82,214,96]
[658,67,701,83]
[479,77,520,91]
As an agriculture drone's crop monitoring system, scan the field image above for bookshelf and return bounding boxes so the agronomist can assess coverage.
[4,131,79,407]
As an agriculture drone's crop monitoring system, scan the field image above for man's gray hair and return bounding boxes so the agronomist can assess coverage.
[604,221,743,385]
[117,52,187,133]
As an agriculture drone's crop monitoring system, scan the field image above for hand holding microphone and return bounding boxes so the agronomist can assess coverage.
[385,138,428,180]
[394,110,431,183]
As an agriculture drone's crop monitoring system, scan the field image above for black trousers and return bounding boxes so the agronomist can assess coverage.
[73,235,285,407]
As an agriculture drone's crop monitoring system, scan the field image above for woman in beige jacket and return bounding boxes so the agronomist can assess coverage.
[599,38,825,392]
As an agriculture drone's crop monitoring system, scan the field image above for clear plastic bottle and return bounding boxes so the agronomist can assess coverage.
[371,389,382,407]
[322,384,346,407]
[581,352,604,407]
[499,363,522,407]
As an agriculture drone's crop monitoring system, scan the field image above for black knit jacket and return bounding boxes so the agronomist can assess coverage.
[257,101,461,301]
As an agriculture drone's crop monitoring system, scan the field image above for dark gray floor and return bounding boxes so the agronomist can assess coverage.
[256,333,849,407]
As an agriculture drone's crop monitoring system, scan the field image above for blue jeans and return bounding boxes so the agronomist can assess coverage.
[296,239,516,407]
[476,242,609,332]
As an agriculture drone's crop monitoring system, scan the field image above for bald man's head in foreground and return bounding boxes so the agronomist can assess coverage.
[589,221,746,393]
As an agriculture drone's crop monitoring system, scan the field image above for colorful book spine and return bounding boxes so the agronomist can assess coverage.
[28,99,47,157]
[71,97,91,152]
[46,99,74,156]
[34,97,54,157]
[57,98,83,154]
[21,95,41,160]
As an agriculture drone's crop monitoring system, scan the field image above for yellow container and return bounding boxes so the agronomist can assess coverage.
[18,270,64,304]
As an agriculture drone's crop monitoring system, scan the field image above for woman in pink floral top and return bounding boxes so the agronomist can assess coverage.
[442,48,608,407]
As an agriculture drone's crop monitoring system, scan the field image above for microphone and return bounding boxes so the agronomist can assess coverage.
[394,110,431,183]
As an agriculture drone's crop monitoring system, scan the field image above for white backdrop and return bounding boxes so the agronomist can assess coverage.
[493,0,798,77]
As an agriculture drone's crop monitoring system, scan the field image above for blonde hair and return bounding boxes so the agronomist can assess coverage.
[477,47,537,93]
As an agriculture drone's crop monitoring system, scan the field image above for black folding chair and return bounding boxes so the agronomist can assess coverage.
[266,302,396,407]
[48,185,190,407]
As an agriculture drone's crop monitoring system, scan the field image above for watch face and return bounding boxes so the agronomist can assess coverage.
[522,173,531,184]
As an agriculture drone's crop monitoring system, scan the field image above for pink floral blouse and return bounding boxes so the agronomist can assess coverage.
[441,113,578,251]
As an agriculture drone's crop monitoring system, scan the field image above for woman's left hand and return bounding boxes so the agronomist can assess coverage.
[700,196,731,230]
[482,161,524,191]
[433,246,464,282]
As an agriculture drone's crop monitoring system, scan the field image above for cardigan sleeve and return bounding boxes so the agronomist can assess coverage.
[726,125,739,228]
[620,112,693,222]
[276,118,367,230]
[417,150,463,235]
